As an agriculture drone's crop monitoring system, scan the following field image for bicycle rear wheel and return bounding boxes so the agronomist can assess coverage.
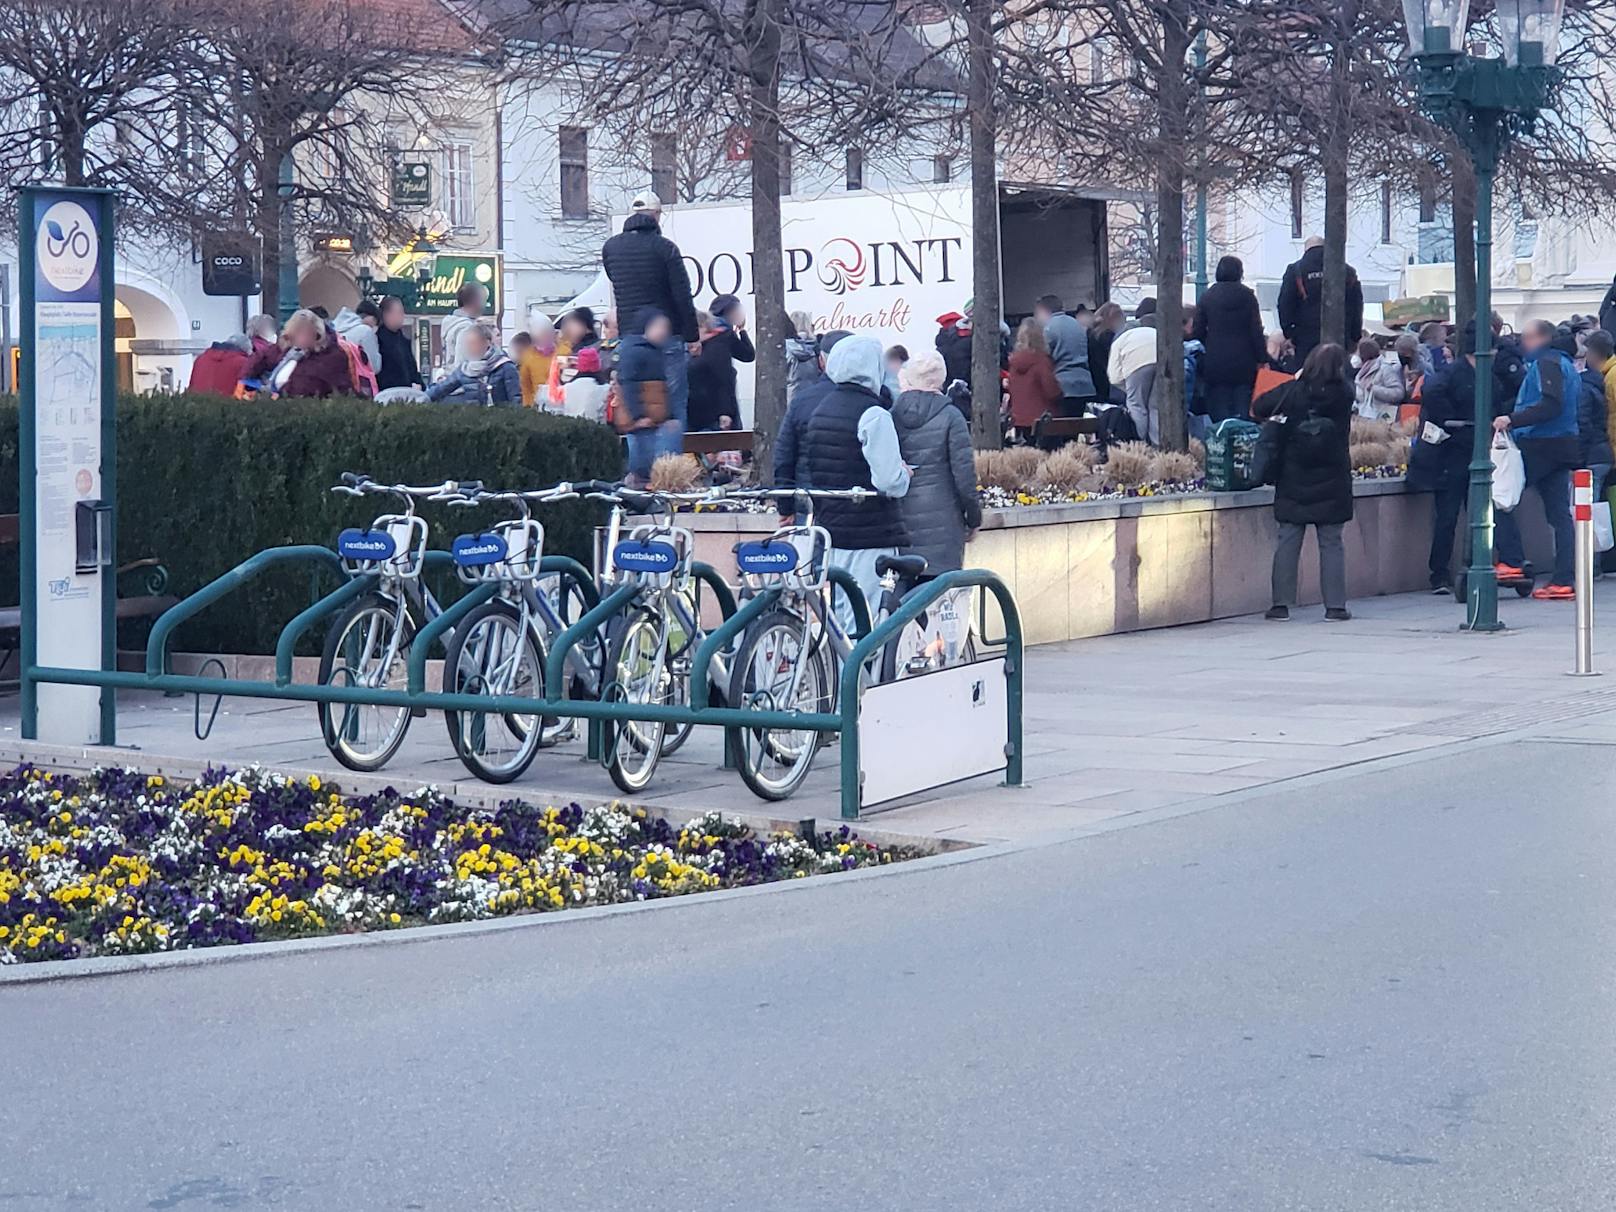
[317,593,416,772]
[604,609,672,794]
[442,600,547,784]
[730,609,830,801]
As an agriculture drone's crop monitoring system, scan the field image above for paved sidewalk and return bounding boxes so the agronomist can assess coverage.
[5,588,1614,843]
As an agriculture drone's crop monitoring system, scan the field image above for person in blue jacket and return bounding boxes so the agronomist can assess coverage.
[1492,319,1579,599]
[426,324,521,406]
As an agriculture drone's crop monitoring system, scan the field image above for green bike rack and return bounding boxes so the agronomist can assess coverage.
[274,573,378,686]
[544,582,638,701]
[826,566,873,639]
[835,569,1024,820]
[145,545,346,677]
[407,583,498,695]
[34,527,1020,823]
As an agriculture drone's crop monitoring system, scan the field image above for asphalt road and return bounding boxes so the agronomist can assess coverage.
[4,738,1616,1211]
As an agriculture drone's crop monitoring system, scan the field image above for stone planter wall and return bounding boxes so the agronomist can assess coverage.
[670,479,1449,645]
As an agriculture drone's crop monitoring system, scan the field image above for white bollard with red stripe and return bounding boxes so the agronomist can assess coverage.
[1572,468,1598,676]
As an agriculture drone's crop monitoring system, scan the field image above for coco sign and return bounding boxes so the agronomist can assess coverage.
[200,233,262,297]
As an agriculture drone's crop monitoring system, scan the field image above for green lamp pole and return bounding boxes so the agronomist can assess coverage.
[1404,0,1561,633]
[1193,32,1209,300]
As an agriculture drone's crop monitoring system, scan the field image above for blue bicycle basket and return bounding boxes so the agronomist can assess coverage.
[613,539,679,574]
[452,532,507,567]
[337,528,397,562]
[735,539,799,576]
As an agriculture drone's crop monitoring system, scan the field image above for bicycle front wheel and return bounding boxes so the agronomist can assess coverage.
[604,609,672,794]
[443,600,548,784]
[730,609,831,802]
[317,593,416,772]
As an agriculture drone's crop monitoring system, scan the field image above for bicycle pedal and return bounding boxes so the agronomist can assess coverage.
[410,706,428,718]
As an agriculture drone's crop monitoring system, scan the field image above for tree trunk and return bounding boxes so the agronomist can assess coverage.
[1451,151,1477,337]
[1318,0,1356,353]
[257,152,283,319]
[966,0,1002,449]
[745,0,786,481]
[1152,0,1190,453]
[58,107,86,186]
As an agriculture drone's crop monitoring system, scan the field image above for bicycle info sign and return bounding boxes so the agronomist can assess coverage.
[19,186,118,745]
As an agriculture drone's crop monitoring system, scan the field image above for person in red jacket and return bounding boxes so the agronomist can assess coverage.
[240,308,354,398]
[1005,318,1062,443]
[188,334,251,395]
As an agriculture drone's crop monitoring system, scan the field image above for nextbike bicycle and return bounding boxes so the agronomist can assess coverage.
[438,482,602,783]
[319,472,466,771]
[724,488,979,801]
[587,483,728,794]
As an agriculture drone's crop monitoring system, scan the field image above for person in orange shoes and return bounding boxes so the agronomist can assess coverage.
[1492,319,1580,600]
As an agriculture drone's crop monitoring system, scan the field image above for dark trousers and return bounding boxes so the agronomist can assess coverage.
[1428,477,1466,586]
[1204,380,1253,424]
[1495,463,1574,585]
[1059,396,1088,418]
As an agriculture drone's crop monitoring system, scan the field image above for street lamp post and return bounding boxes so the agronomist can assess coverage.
[1403,0,1561,633]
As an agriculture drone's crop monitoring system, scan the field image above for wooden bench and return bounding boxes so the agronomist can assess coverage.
[1031,413,1101,449]
[0,514,178,678]
[682,429,756,457]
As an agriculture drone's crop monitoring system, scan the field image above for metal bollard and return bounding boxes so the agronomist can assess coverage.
[1571,468,1599,676]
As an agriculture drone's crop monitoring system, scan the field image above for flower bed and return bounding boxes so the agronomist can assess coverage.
[0,765,917,965]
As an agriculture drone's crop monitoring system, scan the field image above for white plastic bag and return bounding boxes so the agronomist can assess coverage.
[1592,502,1615,553]
[1491,433,1525,512]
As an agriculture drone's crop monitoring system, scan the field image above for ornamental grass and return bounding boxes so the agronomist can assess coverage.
[0,765,915,965]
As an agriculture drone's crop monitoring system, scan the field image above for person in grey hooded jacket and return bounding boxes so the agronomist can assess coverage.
[890,350,982,572]
[1034,294,1095,411]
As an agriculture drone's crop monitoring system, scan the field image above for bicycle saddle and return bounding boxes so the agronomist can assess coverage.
[875,554,928,580]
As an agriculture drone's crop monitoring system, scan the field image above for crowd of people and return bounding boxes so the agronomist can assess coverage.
[184,208,1616,623]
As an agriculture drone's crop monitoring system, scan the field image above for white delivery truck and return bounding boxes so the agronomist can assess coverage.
[595,183,1112,421]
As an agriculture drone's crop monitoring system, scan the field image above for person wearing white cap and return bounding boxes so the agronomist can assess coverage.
[602,190,700,456]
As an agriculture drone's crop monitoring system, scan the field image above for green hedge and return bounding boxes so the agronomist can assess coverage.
[0,394,623,654]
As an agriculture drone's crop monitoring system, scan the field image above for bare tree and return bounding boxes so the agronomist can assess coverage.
[176,0,463,315]
[507,0,926,478]
[0,0,197,232]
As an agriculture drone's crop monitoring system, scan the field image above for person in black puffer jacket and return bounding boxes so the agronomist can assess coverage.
[1193,255,1269,421]
[802,335,913,632]
[601,194,698,343]
[890,350,981,573]
[602,193,699,430]
[1255,342,1355,622]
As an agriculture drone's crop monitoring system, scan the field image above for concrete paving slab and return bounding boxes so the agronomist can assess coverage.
[7,588,1616,843]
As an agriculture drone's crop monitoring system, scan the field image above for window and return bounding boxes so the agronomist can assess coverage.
[1288,170,1304,239]
[559,126,589,219]
[441,139,474,230]
[175,102,206,177]
[650,132,677,204]
[845,146,863,191]
[1380,180,1392,244]
[37,102,53,175]
[932,154,951,184]
[1418,180,1436,224]
[780,143,793,196]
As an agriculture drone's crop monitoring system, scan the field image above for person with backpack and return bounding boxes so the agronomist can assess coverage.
[1253,343,1355,622]
[1277,237,1364,360]
[425,323,521,406]
[1492,319,1580,600]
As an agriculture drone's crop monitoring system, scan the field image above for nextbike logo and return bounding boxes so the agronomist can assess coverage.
[37,200,98,294]
[338,528,397,561]
[735,540,799,575]
[452,532,507,567]
[613,540,678,573]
